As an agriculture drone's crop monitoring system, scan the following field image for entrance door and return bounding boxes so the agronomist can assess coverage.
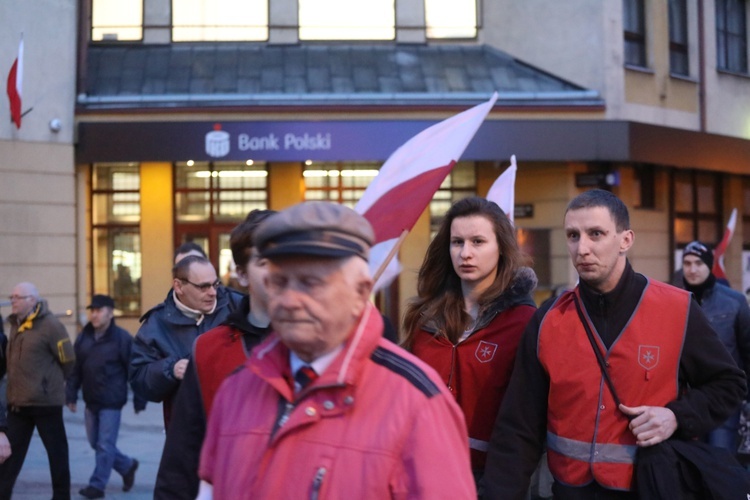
[174,225,239,290]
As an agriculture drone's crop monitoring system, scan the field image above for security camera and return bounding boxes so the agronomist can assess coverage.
[49,118,62,132]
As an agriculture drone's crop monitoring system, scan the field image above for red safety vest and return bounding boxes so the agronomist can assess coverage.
[538,280,689,490]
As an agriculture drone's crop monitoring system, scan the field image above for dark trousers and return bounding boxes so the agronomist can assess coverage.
[0,405,71,500]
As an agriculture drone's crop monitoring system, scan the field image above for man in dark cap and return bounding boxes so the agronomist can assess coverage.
[197,201,475,498]
[682,240,750,453]
[67,295,143,499]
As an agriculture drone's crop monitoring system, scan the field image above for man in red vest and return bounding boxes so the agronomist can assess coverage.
[154,209,275,499]
[485,189,746,499]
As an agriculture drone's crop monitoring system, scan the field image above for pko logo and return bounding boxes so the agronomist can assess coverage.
[205,124,230,158]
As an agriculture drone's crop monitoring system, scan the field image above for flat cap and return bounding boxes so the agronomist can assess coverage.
[87,294,115,309]
[255,202,375,261]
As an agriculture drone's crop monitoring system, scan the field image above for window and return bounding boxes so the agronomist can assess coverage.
[429,162,476,236]
[716,0,748,73]
[91,164,142,315]
[91,0,142,41]
[303,162,380,206]
[425,0,477,39]
[299,0,394,40]
[172,0,268,41]
[743,177,750,250]
[668,0,689,76]
[174,161,268,222]
[623,0,647,67]
[672,170,722,246]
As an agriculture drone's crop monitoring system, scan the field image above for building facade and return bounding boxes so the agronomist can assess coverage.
[3,0,750,333]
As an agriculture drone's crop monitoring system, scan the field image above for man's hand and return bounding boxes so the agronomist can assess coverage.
[0,432,11,463]
[619,404,677,446]
[173,358,189,380]
[67,403,77,413]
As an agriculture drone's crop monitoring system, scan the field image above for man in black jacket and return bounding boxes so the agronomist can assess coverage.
[66,295,143,499]
[485,189,747,499]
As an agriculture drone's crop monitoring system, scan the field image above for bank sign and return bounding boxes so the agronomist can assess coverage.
[77,120,446,163]
[76,119,627,164]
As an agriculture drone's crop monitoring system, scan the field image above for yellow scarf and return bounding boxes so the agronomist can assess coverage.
[17,303,41,333]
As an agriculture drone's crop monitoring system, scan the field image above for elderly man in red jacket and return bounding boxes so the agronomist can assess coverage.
[197,201,476,499]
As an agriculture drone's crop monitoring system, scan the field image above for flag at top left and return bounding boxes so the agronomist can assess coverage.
[6,35,23,129]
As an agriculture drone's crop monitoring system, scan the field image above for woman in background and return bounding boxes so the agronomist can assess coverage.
[403,196,537,495]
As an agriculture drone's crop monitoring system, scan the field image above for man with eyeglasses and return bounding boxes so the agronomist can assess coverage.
[0,282,75,500]
[681,240,750,455]
[130,255,243,429]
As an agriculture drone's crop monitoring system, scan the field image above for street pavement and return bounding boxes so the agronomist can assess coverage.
[12,398,165,499]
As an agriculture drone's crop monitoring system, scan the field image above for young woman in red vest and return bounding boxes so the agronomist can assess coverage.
[402,196,537,494]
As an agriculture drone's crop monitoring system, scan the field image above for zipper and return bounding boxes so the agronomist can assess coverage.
[446,344,457,393]
[310,467,327,500]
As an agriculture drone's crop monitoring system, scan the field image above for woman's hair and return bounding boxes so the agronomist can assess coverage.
[401,196,525,348]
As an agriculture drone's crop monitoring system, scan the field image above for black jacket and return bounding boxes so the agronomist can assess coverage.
[154,296,271,500]
[67,319,146,412]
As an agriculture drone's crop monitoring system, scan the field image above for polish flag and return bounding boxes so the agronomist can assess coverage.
[712,208,737,282]
[486,155,518,225]
[355,92,498,291]
[6,35,23,129]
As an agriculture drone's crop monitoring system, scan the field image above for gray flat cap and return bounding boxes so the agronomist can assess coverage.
[255,201,375,261]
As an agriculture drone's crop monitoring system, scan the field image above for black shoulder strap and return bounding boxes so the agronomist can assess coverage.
[572,294,624,408]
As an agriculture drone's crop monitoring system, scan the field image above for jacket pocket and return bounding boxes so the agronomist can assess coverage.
[309,456,334,500]
[310,466,327,500]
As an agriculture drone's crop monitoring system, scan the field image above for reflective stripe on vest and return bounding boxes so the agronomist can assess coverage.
[547,431,637,464]
[538,279,689,490]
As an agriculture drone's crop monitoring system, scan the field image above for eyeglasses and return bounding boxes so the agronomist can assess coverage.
[179,279,221,292]
[8,295,31,301]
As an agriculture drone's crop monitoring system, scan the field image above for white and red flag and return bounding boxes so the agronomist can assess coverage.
[486,155,517,225]
[355,92,498,291]
[712,208,737,282]
[6,34,23,129]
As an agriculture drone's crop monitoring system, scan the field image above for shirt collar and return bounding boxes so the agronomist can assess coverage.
[289,344,344,377]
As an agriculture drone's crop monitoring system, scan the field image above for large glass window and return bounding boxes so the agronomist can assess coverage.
[623,0,647,67]
[91,0,143,41]
[303,162,380,206]
[672,170,722,246]
[668,0,689,76]
[425,0,477,39]
[429,162,476,236]
[716,0,748,73]
[91,164,142,315]
[174,161,268,222]
[172,0,268,41]
[299,0,395,40]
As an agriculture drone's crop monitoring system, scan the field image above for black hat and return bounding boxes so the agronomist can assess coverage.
[255,202,375,261]
[683,240,714,270]
[87,294,115,309]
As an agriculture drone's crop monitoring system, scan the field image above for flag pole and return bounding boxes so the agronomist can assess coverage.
[372,229,409,285]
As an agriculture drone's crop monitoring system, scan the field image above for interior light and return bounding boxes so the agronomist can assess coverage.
[341,169,379,177]
[246,160,254,166]
[186,160,195,167]
[303,170,328,178]
[305,160,313,166]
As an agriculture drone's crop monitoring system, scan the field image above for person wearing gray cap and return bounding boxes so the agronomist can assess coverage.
[196,201,476,499]
[66,295,143,498]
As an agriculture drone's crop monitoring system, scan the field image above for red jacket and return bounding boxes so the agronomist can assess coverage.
[194,324,248,415]
[412,303,535,469]
[199,303,476,499]
[539,282,688,490]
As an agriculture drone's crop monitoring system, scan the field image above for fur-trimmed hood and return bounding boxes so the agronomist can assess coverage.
[476,266,537,330]
[420,266,538,335]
